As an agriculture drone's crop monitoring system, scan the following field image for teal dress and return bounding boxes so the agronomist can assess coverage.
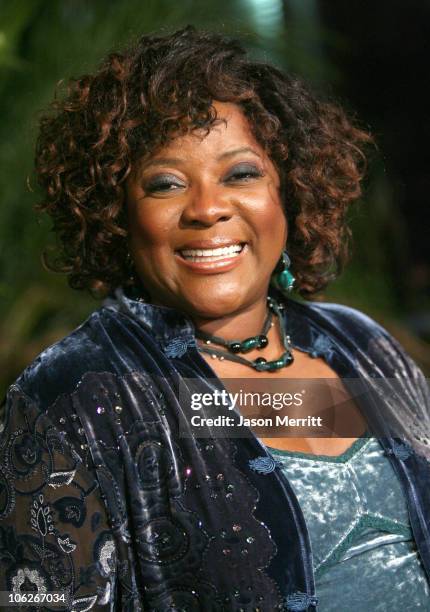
[266,436,430,610]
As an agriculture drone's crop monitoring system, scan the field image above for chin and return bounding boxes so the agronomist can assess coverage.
[178,290,249,320]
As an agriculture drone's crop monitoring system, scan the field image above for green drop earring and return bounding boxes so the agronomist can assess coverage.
[271,250,295,292]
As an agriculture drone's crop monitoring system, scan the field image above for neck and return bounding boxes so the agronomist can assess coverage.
[192,297,267,339]
[192,294,286,355]
[139,287,286,353]
[141,288,290,363]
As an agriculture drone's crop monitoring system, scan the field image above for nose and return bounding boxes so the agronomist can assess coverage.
[180,183,234,227]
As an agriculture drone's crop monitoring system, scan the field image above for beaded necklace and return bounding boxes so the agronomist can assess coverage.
[195,296,294,372]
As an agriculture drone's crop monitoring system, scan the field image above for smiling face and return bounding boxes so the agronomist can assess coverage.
[126,101,287,319]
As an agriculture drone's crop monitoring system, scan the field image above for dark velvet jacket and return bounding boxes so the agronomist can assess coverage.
[1,288,429,611]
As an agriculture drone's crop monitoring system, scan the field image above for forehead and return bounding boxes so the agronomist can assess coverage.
[147,101,264,159]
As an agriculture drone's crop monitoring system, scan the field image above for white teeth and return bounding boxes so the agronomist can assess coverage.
[182,254,242,262]
[181,244,243,258]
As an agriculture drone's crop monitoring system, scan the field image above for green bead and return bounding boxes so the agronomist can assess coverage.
[241,338,258,352]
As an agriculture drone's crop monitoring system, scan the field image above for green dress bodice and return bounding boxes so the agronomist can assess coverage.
[266,436,430,610]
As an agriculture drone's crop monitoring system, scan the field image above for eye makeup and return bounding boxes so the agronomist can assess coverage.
[223,162,265,182]
[141,160,265,196]
[143,174,185,193]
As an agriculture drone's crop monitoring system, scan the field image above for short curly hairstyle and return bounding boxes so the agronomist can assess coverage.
[35,25,372,299]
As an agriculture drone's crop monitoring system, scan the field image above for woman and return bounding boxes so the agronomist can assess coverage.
[1,26,429,611]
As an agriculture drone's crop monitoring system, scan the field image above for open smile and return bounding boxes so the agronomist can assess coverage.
[175,242,248,273]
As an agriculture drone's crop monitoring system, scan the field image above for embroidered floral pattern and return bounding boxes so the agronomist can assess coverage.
[95,531,116,577]
[31,494,55,537]
[10,564,49,594]
[53,496,87,528]
[3,291,428,610]
[0,387,112,610]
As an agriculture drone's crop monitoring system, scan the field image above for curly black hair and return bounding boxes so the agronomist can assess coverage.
[35,25,373,299]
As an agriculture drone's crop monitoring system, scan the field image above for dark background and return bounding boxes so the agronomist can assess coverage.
[1,0,429,397]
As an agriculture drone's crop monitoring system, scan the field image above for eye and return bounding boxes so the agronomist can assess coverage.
[144,174,185,194]
[224,163,265,183]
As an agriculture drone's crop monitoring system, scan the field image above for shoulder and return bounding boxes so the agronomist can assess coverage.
[286,296,426,381]
[12,306,129,409]
[286,296,388,340]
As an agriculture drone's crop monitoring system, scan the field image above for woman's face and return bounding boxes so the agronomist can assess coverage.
[126,101,287,319]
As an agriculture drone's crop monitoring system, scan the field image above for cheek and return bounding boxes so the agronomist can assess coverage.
[130,203,176,249]
[249,186,287,243]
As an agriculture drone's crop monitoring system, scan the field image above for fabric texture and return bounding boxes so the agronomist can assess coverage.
[268,436,430,610]
[1,286,429,611]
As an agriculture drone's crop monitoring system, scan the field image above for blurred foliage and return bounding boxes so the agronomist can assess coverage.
[0,0,428,398]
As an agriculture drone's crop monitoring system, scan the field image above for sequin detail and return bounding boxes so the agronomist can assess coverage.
[3,287,430,611]
[11,566,48,594]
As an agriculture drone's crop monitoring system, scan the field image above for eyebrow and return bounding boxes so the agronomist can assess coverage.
[140,147,261,170]
[140,157,184,170]
[217,147,262,160]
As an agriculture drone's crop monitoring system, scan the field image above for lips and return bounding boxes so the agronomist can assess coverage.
[177,239,246,250]
[175,240,248,273]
